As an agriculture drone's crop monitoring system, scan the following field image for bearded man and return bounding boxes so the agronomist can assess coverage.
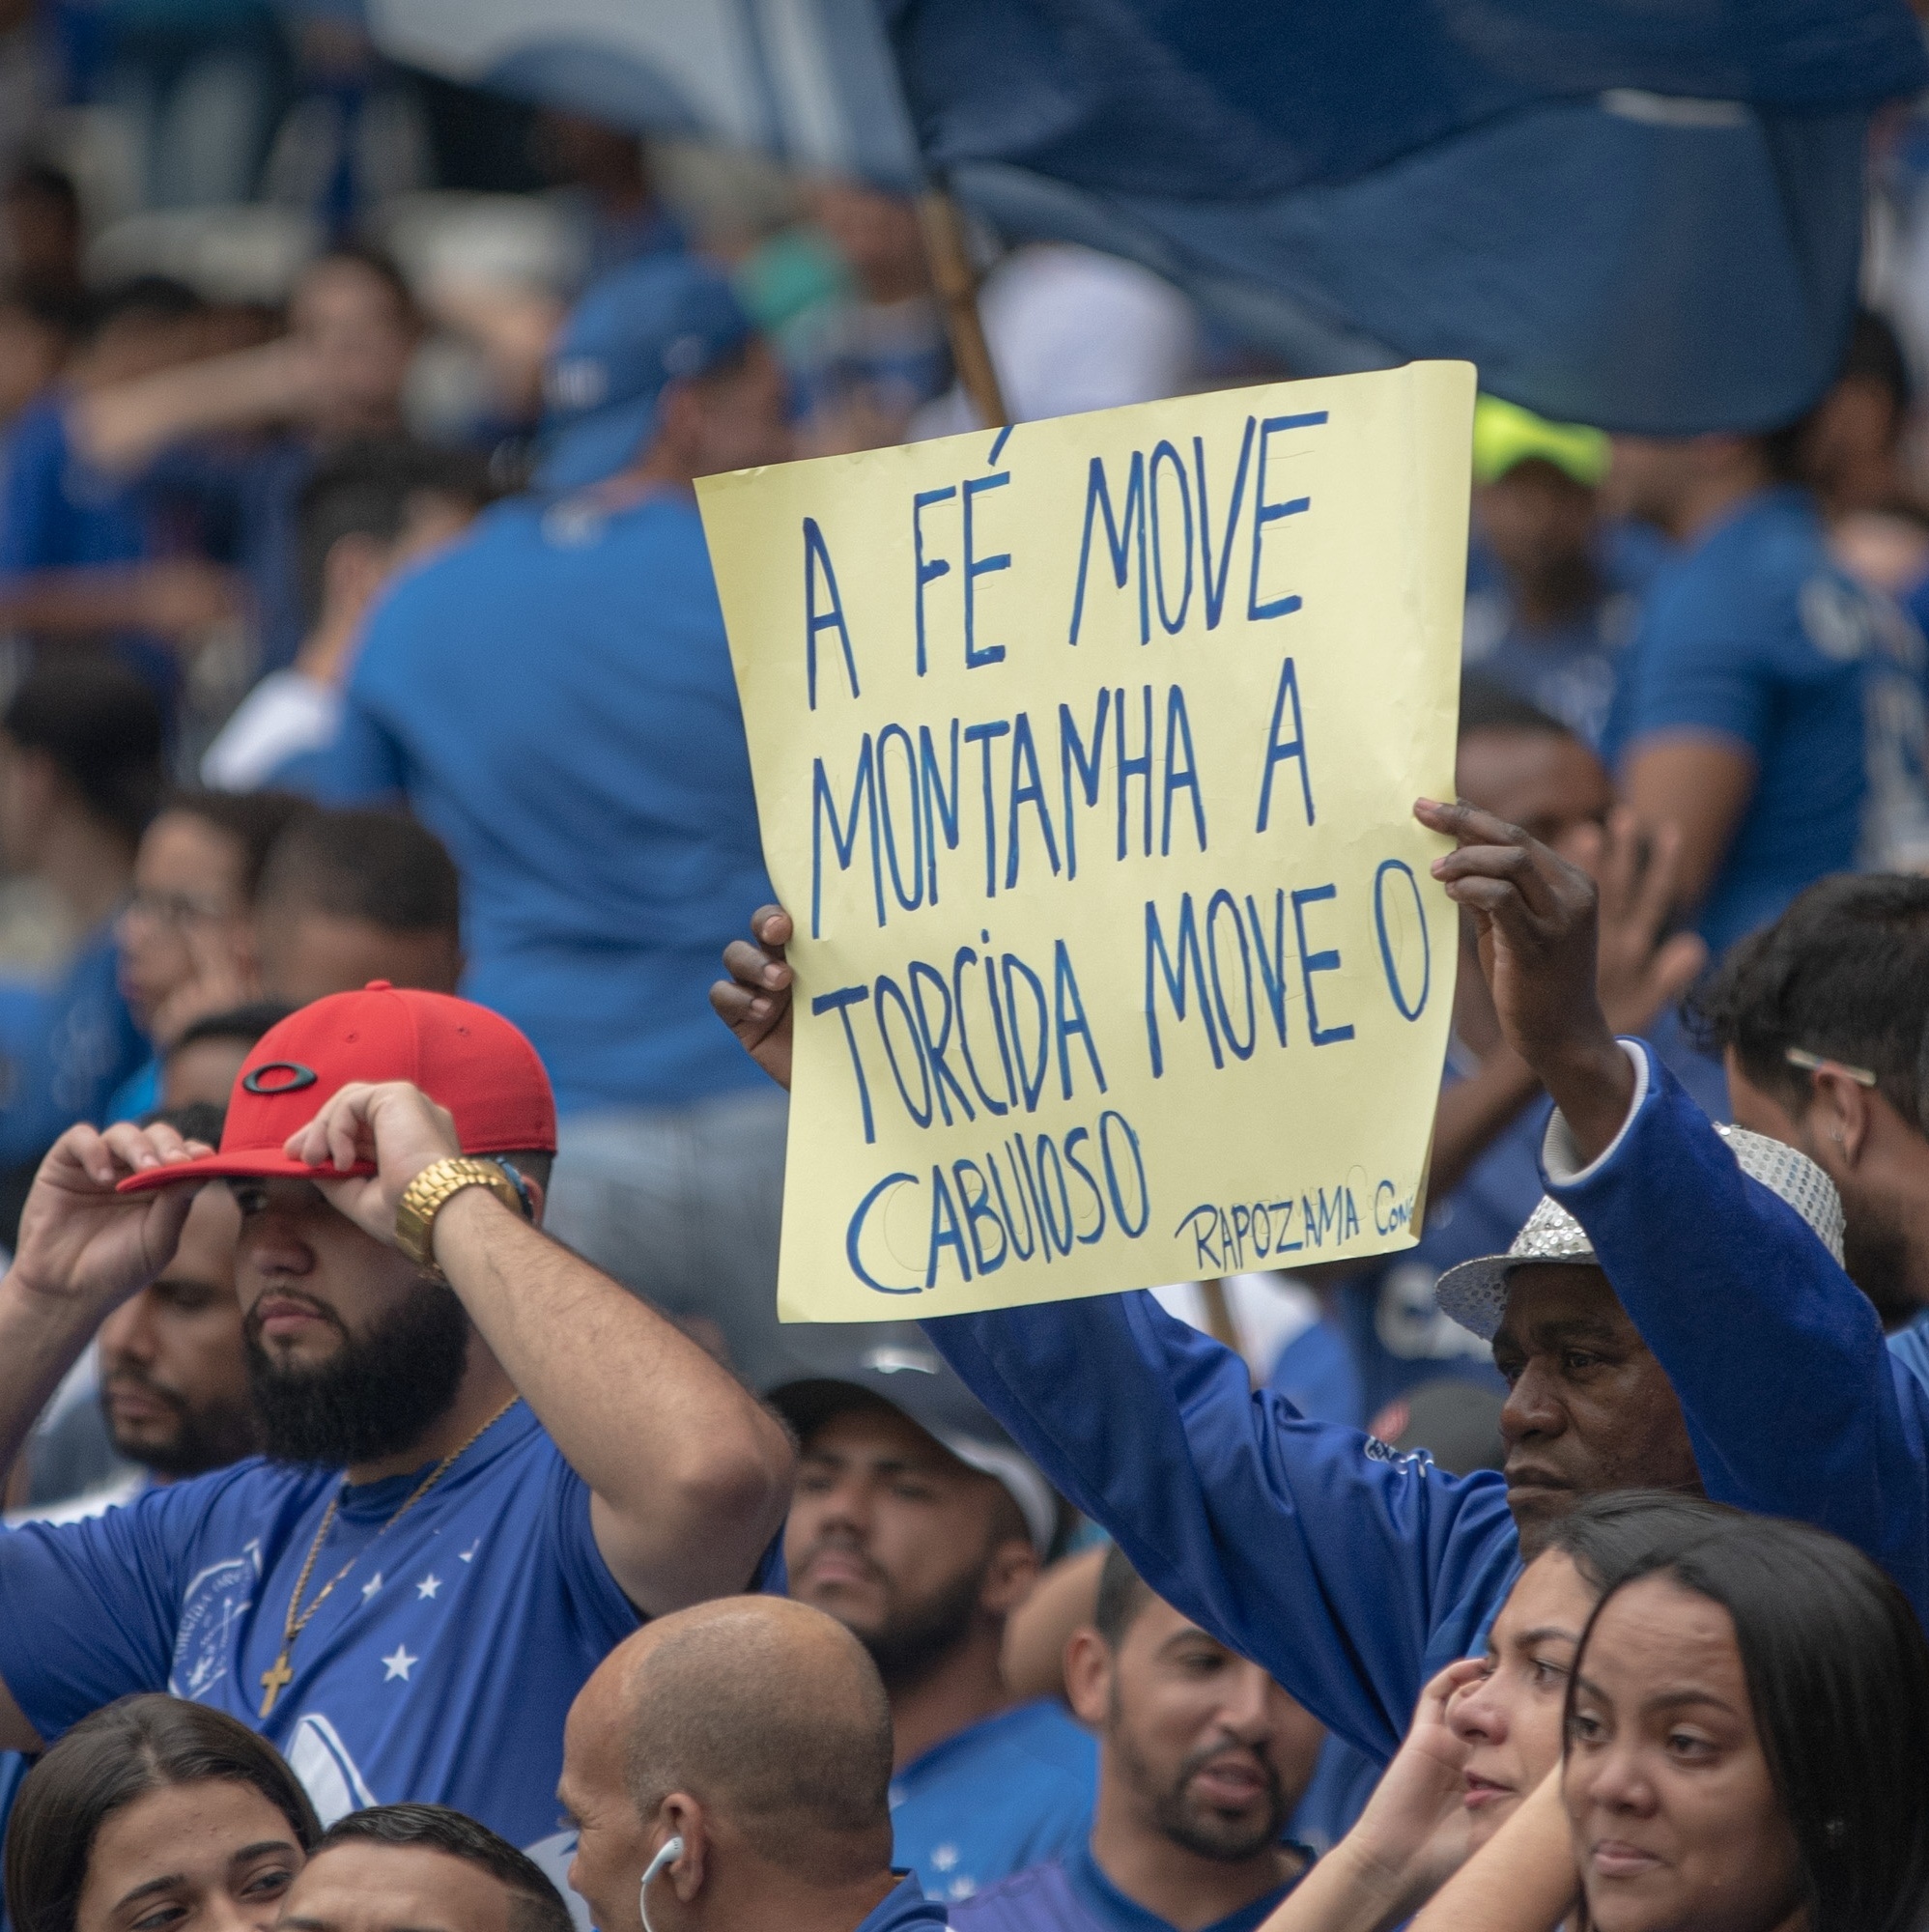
[773,1349,1093,1905]
[0,983,793,1907]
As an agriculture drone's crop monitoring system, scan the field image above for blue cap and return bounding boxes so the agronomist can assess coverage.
[536,255,755,493]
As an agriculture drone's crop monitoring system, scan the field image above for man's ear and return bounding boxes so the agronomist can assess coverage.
[663,1795,707,1903]
[980,1536,1041,1619]
[496,1158,546,1227]
[1064,1627,1111,1729]
[1808,1066,1876,1169]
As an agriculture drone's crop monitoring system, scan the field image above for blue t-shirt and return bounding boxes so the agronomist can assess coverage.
[0,395,187,703]
[891,1701,1096,1906]
[1461,521,1663,749]
[1263,1317,1362,1430]
[863,1875,954,1932]
[0,1403,639,1881]
[952,1838,1303,1932]
[1603,486,1929,958]
[0,927,148,1168]
[1888,1308,1929,1390]
[146,435,313,674]
[0,395,148,574]
[284,489,778,1115]
[105,1055,160,1125]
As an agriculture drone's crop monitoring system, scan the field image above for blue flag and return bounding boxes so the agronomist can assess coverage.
[364,0,1929,430]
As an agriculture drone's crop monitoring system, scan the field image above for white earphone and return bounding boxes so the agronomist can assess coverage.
[639,1834,684,1932]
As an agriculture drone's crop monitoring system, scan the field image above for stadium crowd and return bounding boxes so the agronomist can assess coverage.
[0,12,1925,1932]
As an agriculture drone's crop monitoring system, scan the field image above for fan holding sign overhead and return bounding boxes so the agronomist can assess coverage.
[698,361,1471,1321]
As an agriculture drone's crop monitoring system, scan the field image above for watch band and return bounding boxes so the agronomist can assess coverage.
[395,1156,524,1271]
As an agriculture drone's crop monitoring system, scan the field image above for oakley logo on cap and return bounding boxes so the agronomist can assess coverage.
[241,1062,319,1096]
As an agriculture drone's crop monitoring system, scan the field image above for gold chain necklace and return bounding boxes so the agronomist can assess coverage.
[257,1396,521,1717]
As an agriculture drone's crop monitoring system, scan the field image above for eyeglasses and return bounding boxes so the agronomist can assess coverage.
[1784,1046,1879,1089]
[121,889,230,930]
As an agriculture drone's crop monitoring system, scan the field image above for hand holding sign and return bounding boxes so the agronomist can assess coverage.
[700,364,1474,1320]
[712,905,797,1091]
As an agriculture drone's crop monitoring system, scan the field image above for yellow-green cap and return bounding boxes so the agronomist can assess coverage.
[1471,394,1608,488]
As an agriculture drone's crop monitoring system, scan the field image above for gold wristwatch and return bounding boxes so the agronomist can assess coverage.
[395,1156,524,1271]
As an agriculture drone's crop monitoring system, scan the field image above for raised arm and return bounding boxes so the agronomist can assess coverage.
[1619,735,1755,920]
[1427,810,1704,1205]
[1419,797,1929,1618]
[0,1116,215,1748]
[0,558,239,643]
[70,339,316,476]
[925,1296,1516,1760]
[711,910,1519,1762]
[281,1082,795,1615]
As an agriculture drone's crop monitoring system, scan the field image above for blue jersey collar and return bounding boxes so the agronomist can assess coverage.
[892,1700,1051,1787]
[334,1401,540,1520]
[1064,1838,1302,1932]
[859,1873,951,1932]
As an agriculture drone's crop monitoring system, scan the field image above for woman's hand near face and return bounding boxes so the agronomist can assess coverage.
[1347,1659,1486,1895]
[1251,1660,1485,1932]
[1405,1770,1579,1932]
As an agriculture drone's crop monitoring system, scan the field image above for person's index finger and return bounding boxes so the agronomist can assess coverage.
[1436,798,1533,847]
[99,1122,162,1171]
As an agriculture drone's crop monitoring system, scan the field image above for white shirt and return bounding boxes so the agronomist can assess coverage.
[911,243,1199,437]
[201,670,343,791]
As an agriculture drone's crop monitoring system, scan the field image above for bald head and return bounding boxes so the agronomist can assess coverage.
[569,1597,894,1895]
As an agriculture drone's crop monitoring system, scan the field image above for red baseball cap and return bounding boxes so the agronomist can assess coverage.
[118,982,555,1194]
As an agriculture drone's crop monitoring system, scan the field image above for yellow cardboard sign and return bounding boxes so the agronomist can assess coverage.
[697,360,1471,1321]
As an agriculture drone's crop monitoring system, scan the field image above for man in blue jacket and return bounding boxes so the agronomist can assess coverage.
[710,799,1929,1771]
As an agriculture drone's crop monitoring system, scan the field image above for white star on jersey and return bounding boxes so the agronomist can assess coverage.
[361,1574,383,1601]
[416,1574,441,1600]
[383,1645,416,1682]
[459,1541,479,1563]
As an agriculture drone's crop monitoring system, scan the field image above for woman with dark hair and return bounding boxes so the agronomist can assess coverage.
[5,1692,320,1932]
[1260,1492,1733,1932]
[1563,1517,1929,1932]
[1407,1514,1929,1932]
[1443,1492,1738,1853]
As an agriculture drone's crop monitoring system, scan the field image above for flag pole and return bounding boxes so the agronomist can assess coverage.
[918,185,1008,429]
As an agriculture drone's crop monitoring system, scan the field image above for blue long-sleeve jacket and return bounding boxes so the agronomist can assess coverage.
[925,1038,1929,1767]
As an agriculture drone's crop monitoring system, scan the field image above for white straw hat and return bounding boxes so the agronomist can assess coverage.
[1433,1125,1845,1343]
